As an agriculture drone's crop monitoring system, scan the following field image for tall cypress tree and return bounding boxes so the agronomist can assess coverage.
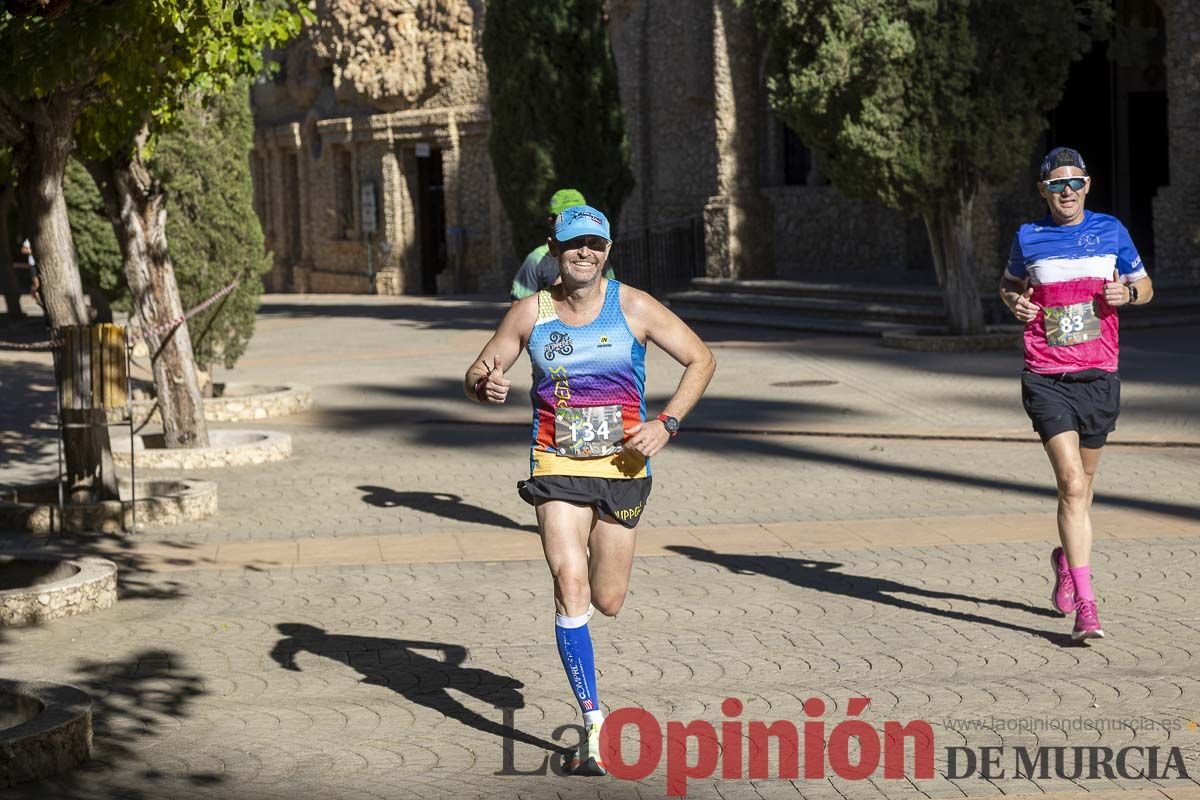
[65,158,125,306]
[738,0,1109,334]
[65,81,271,371]
[483,0,634,257]
[150,80,272,371]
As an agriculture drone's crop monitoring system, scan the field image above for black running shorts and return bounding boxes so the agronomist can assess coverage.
[518,475,653,529]
[1021,369,1120,449]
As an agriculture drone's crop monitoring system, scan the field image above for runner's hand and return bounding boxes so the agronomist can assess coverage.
[481,354,511,404]
[1104,269,1129,307]
[1011,287,1040,323]
[624,420,669,458]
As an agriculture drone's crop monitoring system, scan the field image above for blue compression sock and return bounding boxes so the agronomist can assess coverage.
[555,611,602,725]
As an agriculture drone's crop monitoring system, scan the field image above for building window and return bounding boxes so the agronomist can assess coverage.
[782,125,828,187]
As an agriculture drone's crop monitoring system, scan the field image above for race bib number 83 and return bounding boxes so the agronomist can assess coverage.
[554,405,624,458]
[1044,300,1101,347]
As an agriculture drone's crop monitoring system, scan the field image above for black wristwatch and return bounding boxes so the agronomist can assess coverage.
[656,414,679,437]
[1127,284,1139,304]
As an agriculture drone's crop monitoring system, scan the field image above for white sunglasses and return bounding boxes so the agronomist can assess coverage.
[1040,176,1090,194]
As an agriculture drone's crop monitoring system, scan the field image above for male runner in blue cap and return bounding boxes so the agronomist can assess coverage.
[466,204,715,775]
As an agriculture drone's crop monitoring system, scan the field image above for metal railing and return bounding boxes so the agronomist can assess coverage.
[610,217,705,297]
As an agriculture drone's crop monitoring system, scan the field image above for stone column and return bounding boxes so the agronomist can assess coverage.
[358,140,390,294]
[442,110,467,293]
[375,142,405,295]
[1152,0,1200,281]
[704,0,773,279]
[267,143,292,291]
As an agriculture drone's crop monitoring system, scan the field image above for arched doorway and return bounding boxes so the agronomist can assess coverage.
[1048,0,1168,258]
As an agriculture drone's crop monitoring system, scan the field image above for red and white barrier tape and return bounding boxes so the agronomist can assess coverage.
[0,278,240,351]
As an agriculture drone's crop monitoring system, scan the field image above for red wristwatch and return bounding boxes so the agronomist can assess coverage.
[656,414,679,437]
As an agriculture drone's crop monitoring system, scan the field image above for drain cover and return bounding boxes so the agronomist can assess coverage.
[769,380,838,388]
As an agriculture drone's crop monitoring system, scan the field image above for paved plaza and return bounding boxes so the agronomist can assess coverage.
[1,295,1198,799]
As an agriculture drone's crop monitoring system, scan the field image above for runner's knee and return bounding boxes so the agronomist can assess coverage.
[552,569,591,608]
[591,590,626,617]
[1057,472,1090,505]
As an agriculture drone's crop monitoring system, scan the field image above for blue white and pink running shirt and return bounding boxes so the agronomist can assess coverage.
[1004,211,1148,374]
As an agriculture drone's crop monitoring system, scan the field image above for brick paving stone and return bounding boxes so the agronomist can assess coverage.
[0,538,1195,798]
[2,298,1198,799]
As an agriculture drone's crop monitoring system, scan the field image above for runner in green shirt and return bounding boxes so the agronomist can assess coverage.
[510,188,614,301]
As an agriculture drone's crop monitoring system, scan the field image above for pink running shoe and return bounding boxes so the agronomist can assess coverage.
[1072,599,1105,641]
[1050,547,1075,616]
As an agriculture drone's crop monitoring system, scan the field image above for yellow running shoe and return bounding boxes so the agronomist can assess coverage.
[567,721,607,776]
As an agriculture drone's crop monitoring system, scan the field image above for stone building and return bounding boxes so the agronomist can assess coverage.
[250,0,1198,296]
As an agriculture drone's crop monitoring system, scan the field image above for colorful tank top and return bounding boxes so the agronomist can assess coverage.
[527,280,648,478]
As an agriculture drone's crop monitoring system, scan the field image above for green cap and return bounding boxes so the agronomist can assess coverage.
[547,188,586,215]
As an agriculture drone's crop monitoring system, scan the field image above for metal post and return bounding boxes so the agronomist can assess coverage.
[126,331,135,535]
[52,344,64,533]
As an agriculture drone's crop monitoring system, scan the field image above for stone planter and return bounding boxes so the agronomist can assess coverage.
[0,679,92,788]
[0,478,218,534]
[111,429,292,469]
[106,383,313,425]
[0,555,117,626]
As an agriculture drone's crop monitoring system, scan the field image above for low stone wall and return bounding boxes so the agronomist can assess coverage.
[0,679,92,788]
[111,430,292,469]
[0,479,218,534]
[765,186,915,277]
[0,556,117,626]
[107,383,313,425]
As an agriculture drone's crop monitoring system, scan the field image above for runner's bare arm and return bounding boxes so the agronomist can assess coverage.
[1128,274,1153,305]
[623,286,716,424]
[999,273,1039,323]
[463,298,536,403]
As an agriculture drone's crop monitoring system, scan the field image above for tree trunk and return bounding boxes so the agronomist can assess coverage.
[0,180,23,318]
[89,147,209,449]
[17,97,119,503]
[922,191,986,336]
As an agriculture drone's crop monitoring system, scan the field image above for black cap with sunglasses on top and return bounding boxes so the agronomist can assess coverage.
[1039,147,1088,180]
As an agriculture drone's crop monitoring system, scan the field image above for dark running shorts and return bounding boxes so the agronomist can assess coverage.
[1021,369,1120,449]
[518,475,653,529]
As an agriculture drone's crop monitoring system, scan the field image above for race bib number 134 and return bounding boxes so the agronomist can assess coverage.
[554,405,624,458]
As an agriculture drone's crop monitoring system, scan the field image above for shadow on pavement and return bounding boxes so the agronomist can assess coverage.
[377,418,1200,523]
[10,648,215,799]
[270,623,569,756]
[358,486,537,533]
[258,297,507,331]
[0,531,193,607]
[672,432,1200,523]
[666,546,1077,646]
[0,359,59,478]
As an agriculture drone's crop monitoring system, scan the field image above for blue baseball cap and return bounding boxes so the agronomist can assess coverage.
[554,205,611,243]
[1040,147,1087,180]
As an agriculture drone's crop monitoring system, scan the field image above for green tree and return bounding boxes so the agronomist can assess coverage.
[64,158,124,304]
[483,0,635,257]
[739,0,1109,334]
[0,0,303,497]
[65,82,270,372]
[152,81,271,372]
